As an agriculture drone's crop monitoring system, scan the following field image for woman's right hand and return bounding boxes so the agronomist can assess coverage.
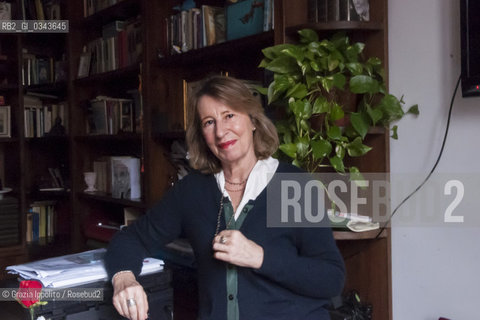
[112,271,149,320]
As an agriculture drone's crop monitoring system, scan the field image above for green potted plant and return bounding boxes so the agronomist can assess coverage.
[258,29,418,175]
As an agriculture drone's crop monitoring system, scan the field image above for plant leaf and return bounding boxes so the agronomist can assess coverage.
[350,112,369,138]
[296,136,310,158]
[286,83,308,99]
[262,43,296,60]
[391,125,399,139]
[298,29,319,43]
[378,94,404,123]
[336,144,346,159]
[265,56,299,74]
[327,125,342,140]
[347,137,372,157]
[350,75,379,94]
[329,156,345,173]
[346,62,363,75]
[329,103,345,121]
[407,104,419,115]
[367,107,383,126]
[311,138,332,160]
[332,73,346,90]
[289,99,312,119]
[312,96,329,114]
[279,143,297,158]
[283,46,305,62]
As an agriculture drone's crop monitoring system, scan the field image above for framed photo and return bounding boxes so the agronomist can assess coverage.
[0,106,11,137]
[183,79,203,131]
[77,52,91,78]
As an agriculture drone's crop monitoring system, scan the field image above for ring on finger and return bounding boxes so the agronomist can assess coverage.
[126,298,136,308]
[220,236,227,244]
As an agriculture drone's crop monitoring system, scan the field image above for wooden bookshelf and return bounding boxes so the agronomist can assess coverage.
[0,0,393,319]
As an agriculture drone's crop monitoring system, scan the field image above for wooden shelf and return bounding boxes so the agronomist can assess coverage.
[24,81,68,98]
[288,21,384,34]
[26,135,69,143]
[157,32,275,68]
[152,131,185,142]
[27,189,70,201]
[78,191,147,209]
[0,137,19,143]
[0,84,19,91]
[74,133,142,143]
[74,64,140,85]
[80,0,141,29]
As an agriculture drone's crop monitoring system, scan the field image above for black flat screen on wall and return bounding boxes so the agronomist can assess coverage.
[460,0,480,97]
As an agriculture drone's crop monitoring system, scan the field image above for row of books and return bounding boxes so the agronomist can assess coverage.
[24,95,67,137]
[83,0,126,18]
[91,156,141,200]
[87,96,135,135]
[20,0,62,21]
[0,197,20,247]
[78,17,142,77]
[26,200,57,243]
[168,0,274,54]
[22,51,68,86]
[307,0,370,23]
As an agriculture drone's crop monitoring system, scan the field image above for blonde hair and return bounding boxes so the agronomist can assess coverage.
[186,76,279,174]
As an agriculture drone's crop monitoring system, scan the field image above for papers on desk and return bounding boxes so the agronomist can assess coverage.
[327,210,380,232]
[6,248,164,288]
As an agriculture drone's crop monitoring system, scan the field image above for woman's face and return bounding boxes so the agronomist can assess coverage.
[197,95,256,168]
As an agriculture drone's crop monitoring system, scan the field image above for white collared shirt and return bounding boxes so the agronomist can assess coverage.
[215,157,279,220]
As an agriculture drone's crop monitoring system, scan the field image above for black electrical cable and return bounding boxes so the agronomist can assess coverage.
[375,74,461,239]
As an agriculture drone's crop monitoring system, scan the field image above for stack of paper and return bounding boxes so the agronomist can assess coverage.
[327,210,380,232]
[6,248,164,288]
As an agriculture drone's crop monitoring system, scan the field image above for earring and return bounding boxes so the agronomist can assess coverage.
[253,127,256,131]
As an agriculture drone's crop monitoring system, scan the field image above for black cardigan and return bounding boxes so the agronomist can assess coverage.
[105,162,345,320]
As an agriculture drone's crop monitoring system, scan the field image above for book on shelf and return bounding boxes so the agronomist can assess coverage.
[0,197,20,246]
[93,160,108,193]
[87,96,134,135]
[127,88,143,134]
[226,0,265,41]
[27,200,57,243]
[111,156,141,200]
[84,0,126,18]
[22,50,64,86]
[81,16,142,76]
[24,95,67,137]
[20,0,62,20]
[92,156,141,199]
[202,5,225,46]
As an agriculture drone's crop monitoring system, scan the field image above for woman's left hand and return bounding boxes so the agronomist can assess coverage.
[212,230,264,269]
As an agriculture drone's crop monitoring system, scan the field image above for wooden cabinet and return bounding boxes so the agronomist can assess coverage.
[0,0,391,319]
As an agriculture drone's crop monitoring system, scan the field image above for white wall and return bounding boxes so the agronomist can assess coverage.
[389,0,480,319]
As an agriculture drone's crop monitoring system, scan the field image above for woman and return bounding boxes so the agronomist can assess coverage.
[105,76,345,320]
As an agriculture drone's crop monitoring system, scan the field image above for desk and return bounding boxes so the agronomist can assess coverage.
[0,269,172,320]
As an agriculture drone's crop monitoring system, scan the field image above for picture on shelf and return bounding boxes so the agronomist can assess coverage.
[0,105,11,137]
[77,52,91,78]
[183,79,203,131]
[0,1,11,20]
[111,157,141,200]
